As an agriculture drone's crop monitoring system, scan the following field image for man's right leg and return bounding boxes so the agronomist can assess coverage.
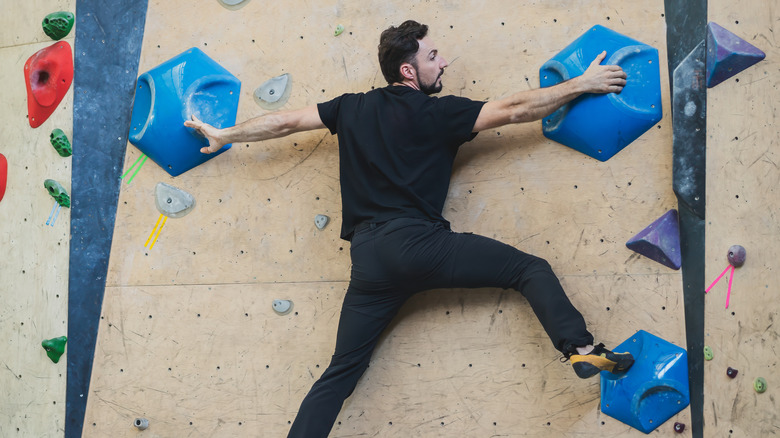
[287,288,407,437]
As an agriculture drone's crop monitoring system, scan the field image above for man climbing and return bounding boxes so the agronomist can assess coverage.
[185,20,633,438]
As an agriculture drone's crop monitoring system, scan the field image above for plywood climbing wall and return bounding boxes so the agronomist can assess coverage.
[0,0,76,436]
[79,1,694,437]
[703,1,779,436]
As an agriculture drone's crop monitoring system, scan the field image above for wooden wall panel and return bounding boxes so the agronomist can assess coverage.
[90,0,691,436]
[0,1,76,436]
[704,1,779,437]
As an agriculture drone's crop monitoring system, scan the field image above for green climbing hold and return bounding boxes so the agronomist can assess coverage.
[42,336,67,363]
[334,24,345,37]
[50,129,72,157]
[753,377,767,393]
[703,345,713,361]
[44,179,70,208]
[42,11,75,41]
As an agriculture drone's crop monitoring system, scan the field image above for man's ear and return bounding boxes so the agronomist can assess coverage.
[399,63,416,81]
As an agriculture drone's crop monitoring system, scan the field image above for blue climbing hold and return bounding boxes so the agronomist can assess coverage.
[600,330,690,434]
[540,25,662,161]
[706,22,766,88]
[129,47,241,177]
[626,209,681,270]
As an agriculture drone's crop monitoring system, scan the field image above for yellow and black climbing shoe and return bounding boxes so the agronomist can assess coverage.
[569,343,634,379]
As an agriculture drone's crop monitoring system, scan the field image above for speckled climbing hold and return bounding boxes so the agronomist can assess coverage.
[706,22,766,88]
[314,214,330,230]
[42,336,67,363]
[626,209,681,270]
[217,0,251,10]
[727,245,746,268]
[272,299,293,316]
[134,418,149,430]
[154,182,195,218]
[703,345,713,361]
[25,41,74,128]
[253,73,292,110]
[0,153,7,204]
[673,422,685,433]
[334,24,345,36]
[44,179,70,207]
[50,128,72,157]
[42,11,75,40]
[753,377,767,393]
[727,367,738,378]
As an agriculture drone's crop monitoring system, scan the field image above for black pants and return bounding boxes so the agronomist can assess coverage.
[287,218,593,437]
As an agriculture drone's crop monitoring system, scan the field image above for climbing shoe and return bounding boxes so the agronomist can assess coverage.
[568,343,634,379]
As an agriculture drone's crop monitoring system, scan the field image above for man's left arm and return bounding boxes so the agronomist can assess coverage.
[472,51,626,133]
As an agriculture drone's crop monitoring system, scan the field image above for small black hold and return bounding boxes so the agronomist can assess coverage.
[674,422,685,433]
[727,367,738,378]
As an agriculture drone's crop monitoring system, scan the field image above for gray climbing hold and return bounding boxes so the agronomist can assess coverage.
[217,0,251,10]
[154,182,195,218]
[314,214,330,230]
[272,299,293,315]
[134,418,149,430]
[253,73,292,110]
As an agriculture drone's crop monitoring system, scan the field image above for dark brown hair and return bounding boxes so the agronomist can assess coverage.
[378,20,429,84]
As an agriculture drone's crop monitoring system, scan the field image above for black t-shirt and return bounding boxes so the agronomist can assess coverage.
[317,85,485,240]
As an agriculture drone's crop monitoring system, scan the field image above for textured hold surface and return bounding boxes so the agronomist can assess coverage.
[24,41,74,128]
[540,25,662,161]
[753,377,767,393]
[600,330,690,434]
[44,179,70,208]
[42,11,75,40]
[706,22,765,88]
[314,214,330,230]
[626,209,682,270]
[726,244,746,267]
[254,73,292,110]
[272,299,293,315]
[129,47,241,177]
[50,128,72,157]
[154,182,195,218]
[42,336,68,363]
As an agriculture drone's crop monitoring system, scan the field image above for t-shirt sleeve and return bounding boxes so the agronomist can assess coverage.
[437,95,486,144]
[317,95,344,135]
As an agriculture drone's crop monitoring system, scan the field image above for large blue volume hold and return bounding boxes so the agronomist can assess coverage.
[600,330,690,434]
[540,25,662,161]
[129,47,240,177]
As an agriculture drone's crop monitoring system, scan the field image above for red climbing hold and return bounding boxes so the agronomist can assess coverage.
[24,41,73,128]
[0,153,7,203]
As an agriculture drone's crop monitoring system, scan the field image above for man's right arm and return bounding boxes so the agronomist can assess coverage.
[184,104,326,154]
[472,51,626,133]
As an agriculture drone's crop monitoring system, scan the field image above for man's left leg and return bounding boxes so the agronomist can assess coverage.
[396,223,632,377]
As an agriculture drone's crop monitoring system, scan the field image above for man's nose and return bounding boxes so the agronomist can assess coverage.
[440,57,449,69]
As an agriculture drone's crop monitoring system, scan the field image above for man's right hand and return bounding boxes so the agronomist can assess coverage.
[577,51,627,94]
[184,115,228,154]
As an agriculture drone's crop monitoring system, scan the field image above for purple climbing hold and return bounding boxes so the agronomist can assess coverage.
[626,209,681,270]
[706,22,766,88]
[727,244,746,267]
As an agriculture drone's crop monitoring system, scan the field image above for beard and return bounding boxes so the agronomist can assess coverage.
[419,71,444,95]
